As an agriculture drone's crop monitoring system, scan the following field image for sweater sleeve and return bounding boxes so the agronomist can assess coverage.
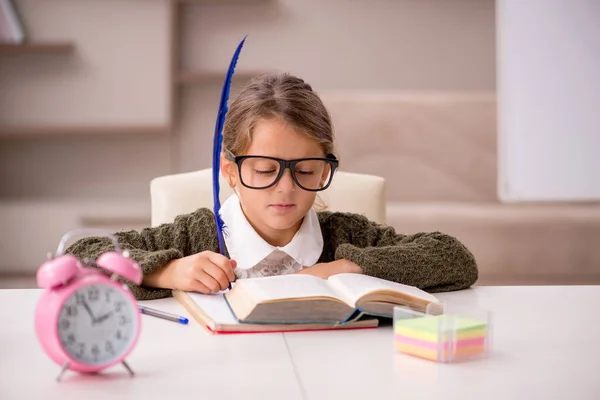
[320,212,478,293]
[64,207,219,300]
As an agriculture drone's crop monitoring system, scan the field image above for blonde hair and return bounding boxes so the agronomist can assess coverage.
[222,73,336,211]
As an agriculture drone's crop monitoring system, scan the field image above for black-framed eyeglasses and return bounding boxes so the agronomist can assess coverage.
[224,149,339,191]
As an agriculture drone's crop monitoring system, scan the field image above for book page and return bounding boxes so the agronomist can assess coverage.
[187,291,238,325]
[236,274,346,305]
[327,273,439,306]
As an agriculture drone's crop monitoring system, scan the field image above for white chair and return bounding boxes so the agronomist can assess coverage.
[150,169,386,227]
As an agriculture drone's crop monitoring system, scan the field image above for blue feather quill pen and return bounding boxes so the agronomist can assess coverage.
[212,36,247,289]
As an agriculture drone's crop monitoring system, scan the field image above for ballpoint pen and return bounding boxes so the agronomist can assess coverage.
[138,305,189,325]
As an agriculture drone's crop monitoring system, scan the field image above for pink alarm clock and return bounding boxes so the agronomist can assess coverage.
[35,229,143,382]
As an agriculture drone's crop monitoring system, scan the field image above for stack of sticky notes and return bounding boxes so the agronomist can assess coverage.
[394,314,488,362]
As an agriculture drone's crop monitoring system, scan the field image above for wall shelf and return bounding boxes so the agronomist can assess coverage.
[0,42,75,54]
[0,125,171,139]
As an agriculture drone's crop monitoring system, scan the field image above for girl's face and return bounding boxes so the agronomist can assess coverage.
[221,118,330,246]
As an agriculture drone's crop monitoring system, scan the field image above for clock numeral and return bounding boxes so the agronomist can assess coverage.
[67,333,76,345]
[115,329,128,342]
[76,343,85,358]
[59,319,70,331]
[91,345,100,360]
[105,290,113,303]
[66,305,78,317]
[105,340,115,354]
[88,287,100,302]
[119,315,130,326]
[75,292,85,305]
[114,301,124,313]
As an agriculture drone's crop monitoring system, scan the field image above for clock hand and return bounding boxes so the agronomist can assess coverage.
[80,297,96,322]
[94,311,114,325]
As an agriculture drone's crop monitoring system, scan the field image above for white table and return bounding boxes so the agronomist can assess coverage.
[285,286,600,399]
[1,286,599,400]
[0,289,303,400]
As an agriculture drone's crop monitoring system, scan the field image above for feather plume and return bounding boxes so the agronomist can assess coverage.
[212,36,247,256]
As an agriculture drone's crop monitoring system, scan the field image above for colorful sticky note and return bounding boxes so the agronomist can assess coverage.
[394,314,488,362]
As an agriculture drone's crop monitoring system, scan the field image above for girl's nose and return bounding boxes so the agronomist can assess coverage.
[275,168,296,192]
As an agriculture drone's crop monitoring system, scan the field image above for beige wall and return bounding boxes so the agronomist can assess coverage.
[0,0,171,127]
[1,0,495,201]
[0,0,173,203]
[0,0,496,273]
[181,0,496,91]
[177,0,496,173]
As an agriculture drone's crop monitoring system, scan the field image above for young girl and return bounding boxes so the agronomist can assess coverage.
[66,73,478,301]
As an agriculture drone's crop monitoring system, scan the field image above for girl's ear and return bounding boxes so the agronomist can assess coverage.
[220,152,237,187]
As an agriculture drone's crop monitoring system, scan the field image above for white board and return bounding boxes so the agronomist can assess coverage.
[497,0,600,202]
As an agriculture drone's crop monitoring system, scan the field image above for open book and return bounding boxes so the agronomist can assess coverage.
[223,273,441,325]
[172,288,378,334]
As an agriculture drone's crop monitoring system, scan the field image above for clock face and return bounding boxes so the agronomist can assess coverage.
[58,283,138,365]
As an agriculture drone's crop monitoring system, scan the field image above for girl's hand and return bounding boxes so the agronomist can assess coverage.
[297,259,363,279]
[143,251,236,293]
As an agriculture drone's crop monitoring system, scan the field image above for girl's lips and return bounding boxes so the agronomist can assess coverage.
[270,204,296,211]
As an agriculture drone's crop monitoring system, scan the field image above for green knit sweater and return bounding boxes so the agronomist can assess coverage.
[65,207,478,301]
